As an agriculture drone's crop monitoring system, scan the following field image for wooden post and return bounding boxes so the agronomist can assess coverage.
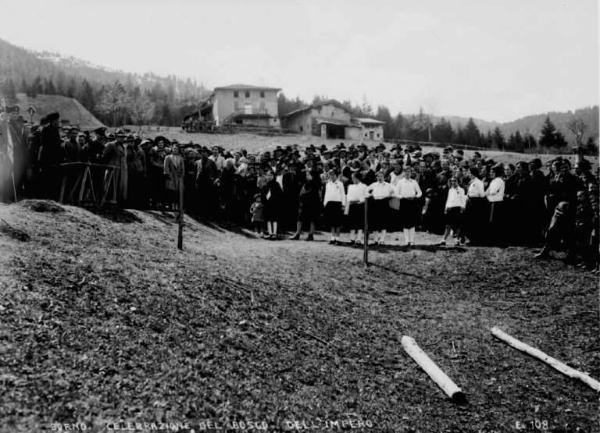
[177,179,184,250]
[363,197,369,267]
[401,336,466,403]
[491,327,600,392]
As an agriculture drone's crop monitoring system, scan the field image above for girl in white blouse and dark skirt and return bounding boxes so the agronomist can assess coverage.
[323,169,346,244]
[394,165,422,246]
[439,177,467,245]
[485,164,506,245]
[345,171,368,245]
[367,171,394,245]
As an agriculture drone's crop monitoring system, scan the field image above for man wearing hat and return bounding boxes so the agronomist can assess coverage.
[102,130,128,204]
[38,112,63,199]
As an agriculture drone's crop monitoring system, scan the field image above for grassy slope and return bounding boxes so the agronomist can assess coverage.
[15,93,105,130]
[0,201,598,432]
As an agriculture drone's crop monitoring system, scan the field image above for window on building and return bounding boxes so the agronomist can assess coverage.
[233,91,239,98]
[300,126,303,132]
[377,133,380,138]
[260,91,265,98]
[245,91,250,98]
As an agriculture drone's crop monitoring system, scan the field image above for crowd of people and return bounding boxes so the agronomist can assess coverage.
[4,111,599,270]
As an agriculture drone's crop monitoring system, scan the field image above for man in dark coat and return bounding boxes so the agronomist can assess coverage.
[536,160,583,262]
[38,112,63,199]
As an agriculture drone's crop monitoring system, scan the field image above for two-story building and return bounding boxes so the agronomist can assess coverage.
[205,84,281,128]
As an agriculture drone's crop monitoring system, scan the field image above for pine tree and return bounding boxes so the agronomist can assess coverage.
[463,118,480,148]
[78,79,96,111]
[3,78,17,101]
[492,127,505,149]
[523,133,537,149]
[514,130,524,152]
[19,78,28,94]
[29,76,43,98]
[539,116,563,148]
[44,78,56,94]
[432,118,454,143]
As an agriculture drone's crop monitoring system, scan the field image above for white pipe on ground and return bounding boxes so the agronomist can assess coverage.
[491,327,600,392]
[401,336,466,402]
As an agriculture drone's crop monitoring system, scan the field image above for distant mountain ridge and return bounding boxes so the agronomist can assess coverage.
[436,106,598,146]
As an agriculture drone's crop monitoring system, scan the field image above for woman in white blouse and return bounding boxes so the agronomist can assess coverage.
[323,169,346,244]
[394,165,422,246]
[367,171,394,245]
[464,167,487,245]
[485,164,505,245]
[439,177,467,245]
[345,171,368,245]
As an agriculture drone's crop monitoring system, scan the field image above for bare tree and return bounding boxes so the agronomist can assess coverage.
[566,117,587,147]
[129,91,155,131]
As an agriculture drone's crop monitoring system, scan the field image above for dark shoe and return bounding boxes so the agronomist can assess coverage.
[305,234,314,241]
[350,240,356,246]
[534,250,550,259]
[328,239,336,245]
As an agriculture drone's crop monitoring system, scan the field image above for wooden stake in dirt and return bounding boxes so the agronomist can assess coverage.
[401,336,466,402]
[363,196,369,267]
[177,180,184,250]
[491,327,600,392]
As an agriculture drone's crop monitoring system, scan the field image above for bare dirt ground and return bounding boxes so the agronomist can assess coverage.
[0,200,598,433]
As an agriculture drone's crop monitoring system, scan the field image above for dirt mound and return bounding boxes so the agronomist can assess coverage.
[0,218,29,241]
[14,93,105,130]
[20,199,65,213]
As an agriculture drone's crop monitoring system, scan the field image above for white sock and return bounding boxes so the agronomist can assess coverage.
[409,228,415,244]
[404,229,409,244]
[380,231,387,243]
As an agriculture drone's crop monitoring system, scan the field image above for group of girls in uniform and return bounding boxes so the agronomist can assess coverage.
[315,167,424,246]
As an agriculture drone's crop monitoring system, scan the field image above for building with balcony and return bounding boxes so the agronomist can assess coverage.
[203,84,281,128]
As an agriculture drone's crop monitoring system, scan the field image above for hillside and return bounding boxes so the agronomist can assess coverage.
[0,38,208,101]
[13,93,104,130]
[0,200,597,432]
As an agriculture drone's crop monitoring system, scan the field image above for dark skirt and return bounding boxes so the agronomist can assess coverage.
[400,198,421,229]
[445,206,463,229]
[264,198,281,222]
[298,196,321,223]
[369,198,391,231]
[464,197,487,243]
[324,201,343,228]
[347,202,365,230]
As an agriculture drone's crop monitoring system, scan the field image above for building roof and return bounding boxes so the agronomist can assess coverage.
[281,100,349,118]
[231,113,273,120]
[354,117,385,125]
[214,84,281,92]
[314,117,361,127]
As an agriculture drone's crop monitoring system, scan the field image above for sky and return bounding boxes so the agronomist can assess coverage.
[0,0,598,122]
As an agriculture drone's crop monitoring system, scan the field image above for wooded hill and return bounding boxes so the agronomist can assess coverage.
[0,38,210,127]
